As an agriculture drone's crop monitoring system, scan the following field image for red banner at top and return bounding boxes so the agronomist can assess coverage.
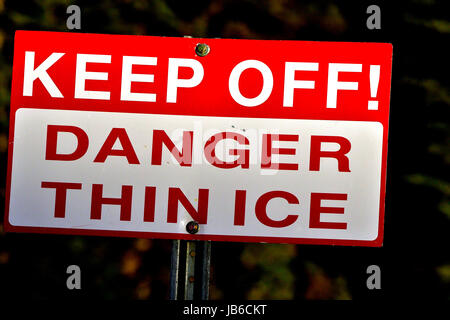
[11,31,392,122]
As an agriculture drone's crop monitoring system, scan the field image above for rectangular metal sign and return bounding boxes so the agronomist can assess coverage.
[5,31,392,246]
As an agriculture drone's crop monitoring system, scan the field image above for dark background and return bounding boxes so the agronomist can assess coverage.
[0,0,448,300]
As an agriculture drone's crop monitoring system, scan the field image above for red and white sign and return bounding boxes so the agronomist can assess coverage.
[5,31,392,246]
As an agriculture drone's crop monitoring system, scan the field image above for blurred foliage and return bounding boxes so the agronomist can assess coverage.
[0,0,449,300]
[241,244,296,299]
[437,265,450,283]
[406,174,450,218]
[304,262,351,299]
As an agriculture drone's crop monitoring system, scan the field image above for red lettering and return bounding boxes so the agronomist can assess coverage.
[45,125,89,161]
[143,186,156,222]
[151,130,193,166]
[261,134,299,170]
[255,191,299,228]
[41,181,82,218]
[309,192,347,229]
[204,132,249,169]
[90,184,133,221]
[309,136,351,172]
[167,188,209,224]
[94,128,140,164]
[234,190,247,226]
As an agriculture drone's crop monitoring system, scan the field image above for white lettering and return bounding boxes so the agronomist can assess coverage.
[229,60,273,107]
[23,51,65,97]
[283,62,318,107]
[166,58,204,103]
[326,63,362,108]
[75,54,111,100]
[121,56,157,102]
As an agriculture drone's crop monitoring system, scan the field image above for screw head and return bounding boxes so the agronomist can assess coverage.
[195,43,210,57]
[186,221,199,234]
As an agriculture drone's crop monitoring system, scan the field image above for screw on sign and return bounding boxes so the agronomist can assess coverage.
[5,31,392,248]
[195,43,210,57]
[186,221,200,234]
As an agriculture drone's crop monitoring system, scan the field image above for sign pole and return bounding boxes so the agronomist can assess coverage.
[169,239,181,300]
[169,224,211,300]
[184,240,197,299]
[200,240,211,300]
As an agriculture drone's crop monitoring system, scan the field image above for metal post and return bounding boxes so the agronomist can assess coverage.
[200,240,211,300]
[169,238,211,300]
[184,241,196,299]
[169,239,181,300]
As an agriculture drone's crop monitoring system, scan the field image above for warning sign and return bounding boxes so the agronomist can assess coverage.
[5,31,392,246]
